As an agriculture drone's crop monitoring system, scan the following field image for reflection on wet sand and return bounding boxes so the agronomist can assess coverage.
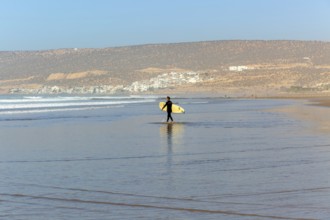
[160,123,185,154]
[159,122,185,189]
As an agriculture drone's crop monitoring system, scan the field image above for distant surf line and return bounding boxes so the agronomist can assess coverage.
[0,95,159,103]
[0,100,154,110]
[0,105,124,115]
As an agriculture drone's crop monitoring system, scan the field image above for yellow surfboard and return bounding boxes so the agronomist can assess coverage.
[159,102,185,114]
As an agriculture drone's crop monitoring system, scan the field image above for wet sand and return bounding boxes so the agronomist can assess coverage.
[2,98,330,219]
[274,97,330,133]
[310,97,330,108]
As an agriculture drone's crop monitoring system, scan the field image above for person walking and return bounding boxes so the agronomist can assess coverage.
[162,96,173,122]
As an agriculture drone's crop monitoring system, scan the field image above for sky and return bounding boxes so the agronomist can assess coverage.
[1,0,330,51]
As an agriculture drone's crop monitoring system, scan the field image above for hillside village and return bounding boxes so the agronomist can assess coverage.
[10,71,204,94]
[1,40,330,97]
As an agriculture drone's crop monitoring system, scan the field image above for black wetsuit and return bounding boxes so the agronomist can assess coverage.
[164,100,173,122]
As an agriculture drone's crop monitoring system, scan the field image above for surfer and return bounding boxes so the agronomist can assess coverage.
[162,96,174,122]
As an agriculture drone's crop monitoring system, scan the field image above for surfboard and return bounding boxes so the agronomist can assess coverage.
[159,102,185,114]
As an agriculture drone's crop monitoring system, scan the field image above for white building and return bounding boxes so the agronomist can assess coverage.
[229,66,249,72]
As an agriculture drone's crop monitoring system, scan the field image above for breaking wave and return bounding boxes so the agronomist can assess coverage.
[0,95,157,115]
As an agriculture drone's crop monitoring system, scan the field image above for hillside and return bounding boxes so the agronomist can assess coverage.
[1,40,330,97]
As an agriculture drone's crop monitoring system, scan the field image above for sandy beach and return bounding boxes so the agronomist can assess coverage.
[311,97,330,108]
[273,97,330,133]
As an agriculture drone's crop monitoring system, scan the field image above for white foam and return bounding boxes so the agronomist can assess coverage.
[0,96,152,103]
[0,100,154,110]
[0,105,125,115]
[0,96,156,114]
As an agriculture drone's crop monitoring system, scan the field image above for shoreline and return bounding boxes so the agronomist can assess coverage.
[308,97,330,107]
[271,97,330,133]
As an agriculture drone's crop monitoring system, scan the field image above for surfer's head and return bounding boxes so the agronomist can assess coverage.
[167,96,170,100]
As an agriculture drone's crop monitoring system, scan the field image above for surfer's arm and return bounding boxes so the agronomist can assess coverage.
[161,103,167,110]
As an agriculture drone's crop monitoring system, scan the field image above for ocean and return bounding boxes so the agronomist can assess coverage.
[1,95,330,219]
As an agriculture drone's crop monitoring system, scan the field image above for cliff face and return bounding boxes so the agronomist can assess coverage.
[1,40,330,96]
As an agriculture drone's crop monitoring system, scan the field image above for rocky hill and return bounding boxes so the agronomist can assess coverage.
[1,40,330,97]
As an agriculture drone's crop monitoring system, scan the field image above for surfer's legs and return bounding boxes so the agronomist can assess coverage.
[167,112,173,122]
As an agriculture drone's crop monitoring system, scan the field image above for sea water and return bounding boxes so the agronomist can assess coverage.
[1,95,330,219]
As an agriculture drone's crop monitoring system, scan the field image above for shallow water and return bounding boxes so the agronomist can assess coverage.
[1,96,330,219]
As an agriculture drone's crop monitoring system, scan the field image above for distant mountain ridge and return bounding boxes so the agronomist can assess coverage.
[1,40,330,96]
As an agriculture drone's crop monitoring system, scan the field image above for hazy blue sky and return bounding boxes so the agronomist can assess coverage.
[1,0,330,51]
